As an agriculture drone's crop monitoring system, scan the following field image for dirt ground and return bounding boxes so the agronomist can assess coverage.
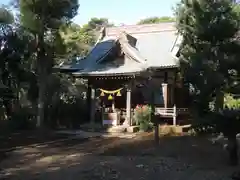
[0,130,71,150]
[0,132,238,180]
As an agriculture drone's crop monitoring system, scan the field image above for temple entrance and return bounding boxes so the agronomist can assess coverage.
[97,85,147,126]
[89,76,142,127]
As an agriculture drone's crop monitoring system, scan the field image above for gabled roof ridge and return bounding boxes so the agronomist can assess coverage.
[95,33,147,65]
[117,31,137,46]
[117,33,147,64]
[109,22,175,29]
[106,22,176,36]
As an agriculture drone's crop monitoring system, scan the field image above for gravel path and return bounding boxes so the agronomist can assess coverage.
[0,134,238,180]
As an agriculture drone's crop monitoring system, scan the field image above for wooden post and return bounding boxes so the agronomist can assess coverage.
[86,81,91,122]
[90,87,96,124]
[124,87,131,126]
[112,97,115,112]
[162,83,168,108]
[150,76,159,145]
[173,104,177,126]
[101,102,105,125]
[151,90,159,145]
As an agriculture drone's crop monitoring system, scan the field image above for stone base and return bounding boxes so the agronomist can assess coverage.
[106,125,139,133]
[126,126,139,133]
[79,123,139,134]
[106,126,127,133]
[159,125,191,135]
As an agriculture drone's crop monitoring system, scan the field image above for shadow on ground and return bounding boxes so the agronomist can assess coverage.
[0,130,71,150]
[100,133,228,165]
[0,133,237,180]
[0,130,75,165]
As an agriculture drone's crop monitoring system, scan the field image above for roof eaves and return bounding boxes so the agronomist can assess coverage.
[71,71,142,77]
[106,23,176,36]
[117,32,148,65]
[170,34,182,55]
[148,65,179,70]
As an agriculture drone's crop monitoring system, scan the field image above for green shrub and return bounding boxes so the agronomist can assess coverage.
[191,115,217,135]
[134,105,153,132]
[224,94,240,109]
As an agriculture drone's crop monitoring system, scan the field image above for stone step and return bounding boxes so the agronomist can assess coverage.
[106,125,139,133]
[159,124,191,135]
[106,126,127,133]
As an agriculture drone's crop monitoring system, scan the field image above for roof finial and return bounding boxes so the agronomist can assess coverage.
[95,27,106,45]
[119,31,128,42]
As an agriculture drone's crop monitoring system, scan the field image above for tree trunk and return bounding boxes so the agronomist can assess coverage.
[36,79,45,128]
[35,32,46,129]
[228,136,238,166]
[215,90,224,112]
[2,99,12,120]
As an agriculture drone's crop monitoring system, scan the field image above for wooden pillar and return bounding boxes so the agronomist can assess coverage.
[86,81,91,122]
[124,87,131,126]
[112,97,115,112]
[173,104,177,126]
[90,87,96,124]
[173,70,177,106]
[162,83,168,108]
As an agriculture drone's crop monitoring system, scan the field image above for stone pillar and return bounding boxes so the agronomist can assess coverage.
[162,83,168,108]
[90,87,96,124]
[124,88,131,126]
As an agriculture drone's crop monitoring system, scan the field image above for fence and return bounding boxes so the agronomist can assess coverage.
[105,106,189,126]
[155,106,189,125]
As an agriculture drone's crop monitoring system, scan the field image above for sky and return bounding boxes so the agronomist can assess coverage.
[1,0,180,25]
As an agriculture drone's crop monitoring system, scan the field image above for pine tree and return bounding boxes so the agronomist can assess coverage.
[176,0,240,166]
[19,0,79,128]
[176,0,240,113]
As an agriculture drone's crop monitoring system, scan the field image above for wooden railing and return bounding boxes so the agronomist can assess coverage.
[155,106,189,125]
[155,107,189,116]
[113,106,189,126]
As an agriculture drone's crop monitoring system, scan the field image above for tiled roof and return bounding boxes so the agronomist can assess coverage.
[61,23,181,76]
[72,57,148,76]
[105,23,181,69]
[106,23,176,36]
[72,33,148,76]
[133,29,179,68]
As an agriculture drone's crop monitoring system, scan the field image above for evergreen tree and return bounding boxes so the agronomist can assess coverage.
[175,0,240,165]
[176,0,240,113]
[19,0,79,128]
